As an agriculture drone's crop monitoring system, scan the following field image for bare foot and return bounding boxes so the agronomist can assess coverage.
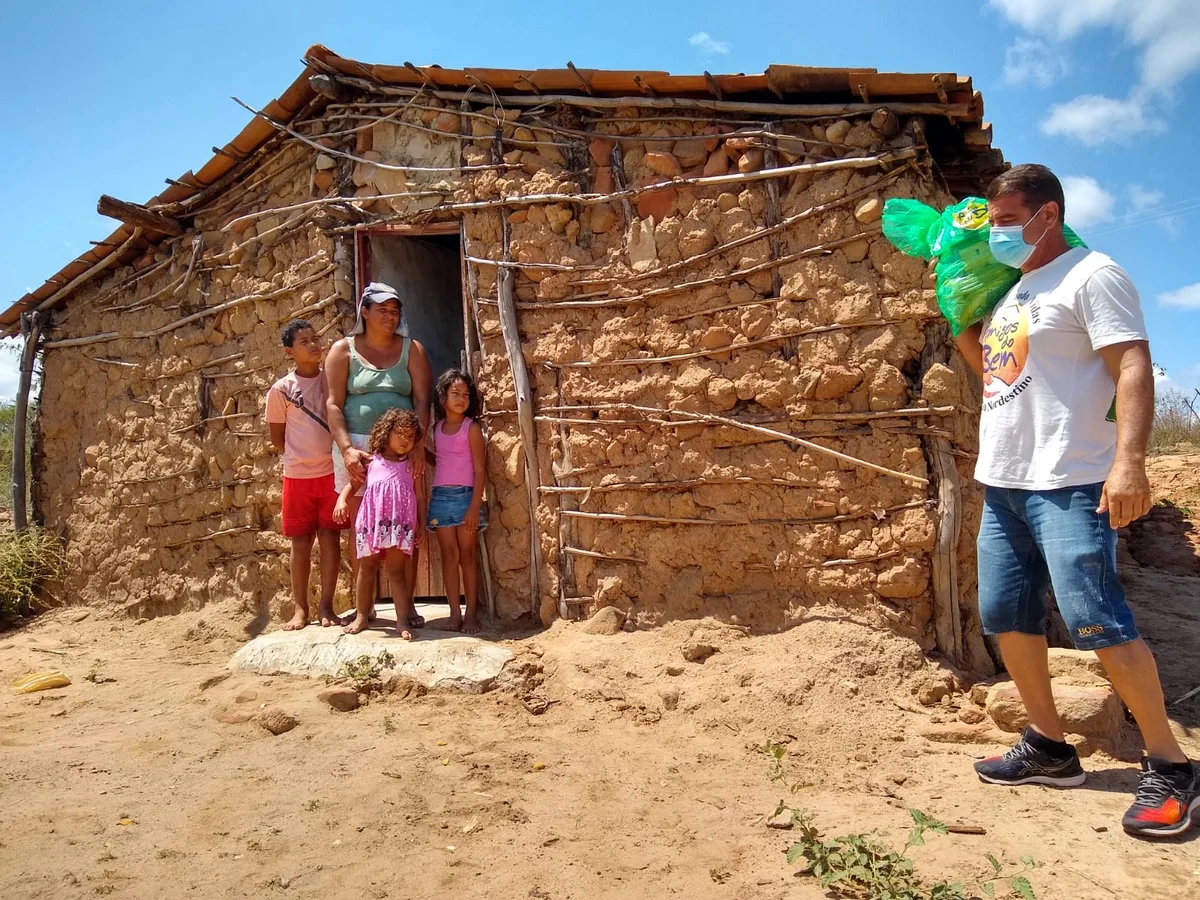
[438,614,463,632]
[342,614,370,635]
[462,615,482,635]
[283,607,309,631]
[397,626,415,641]
[318,605,342,628]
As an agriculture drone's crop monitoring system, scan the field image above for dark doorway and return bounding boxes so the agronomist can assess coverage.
[360,228,468,603]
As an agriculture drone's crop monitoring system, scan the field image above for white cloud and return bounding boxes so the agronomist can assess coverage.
[1128,184,1165,212]
[1041,94,1165,146]
[1157,282,1200,310]
[1004,38,1068,87]
[994,0,1200,147]
[1061,175,1116,228]
[990,0,1200,92]
[688,32,730,55]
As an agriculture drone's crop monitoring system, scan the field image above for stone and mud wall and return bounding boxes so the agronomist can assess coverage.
[33,88,991,674]
[36,141,352,621]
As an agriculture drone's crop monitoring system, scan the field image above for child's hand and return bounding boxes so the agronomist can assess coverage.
[414,525,426,547]
[333,497,349,525]
[465,505,481,535]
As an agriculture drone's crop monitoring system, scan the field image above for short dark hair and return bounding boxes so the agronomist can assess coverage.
[987,164,1065,223]
[433,368,482,421]
[280,319,314,347]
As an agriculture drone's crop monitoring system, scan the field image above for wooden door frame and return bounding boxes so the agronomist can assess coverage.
[354,222,462,299]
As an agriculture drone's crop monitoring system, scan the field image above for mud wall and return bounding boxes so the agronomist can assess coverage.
[36,141,352,620]
[335,96,985,668]
[34,90,988,672]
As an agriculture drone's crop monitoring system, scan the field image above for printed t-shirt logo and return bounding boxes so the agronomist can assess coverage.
[981,302,1030,400]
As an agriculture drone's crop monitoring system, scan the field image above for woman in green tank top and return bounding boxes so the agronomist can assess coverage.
[326,283,433,633]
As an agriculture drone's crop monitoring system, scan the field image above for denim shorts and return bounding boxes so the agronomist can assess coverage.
[428,485,487,530]
[977,482,1139,651]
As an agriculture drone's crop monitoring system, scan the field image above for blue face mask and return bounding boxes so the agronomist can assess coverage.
[989,204,1049,269]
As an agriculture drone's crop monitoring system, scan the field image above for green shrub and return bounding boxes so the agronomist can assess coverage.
[0,527,63,618]
[1150,387,1200,453]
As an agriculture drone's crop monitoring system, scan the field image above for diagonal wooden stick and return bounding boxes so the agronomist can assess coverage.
[610,404,928,487]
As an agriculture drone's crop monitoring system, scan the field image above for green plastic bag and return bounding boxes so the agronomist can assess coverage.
[881,197,1085,336]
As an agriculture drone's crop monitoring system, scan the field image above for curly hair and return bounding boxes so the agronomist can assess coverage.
[367,408,422,456]
[433,368,482,421]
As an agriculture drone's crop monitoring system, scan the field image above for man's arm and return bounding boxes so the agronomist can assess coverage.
[929,258,985,379]
[1096,340,1154,529]
[954,322,984,379]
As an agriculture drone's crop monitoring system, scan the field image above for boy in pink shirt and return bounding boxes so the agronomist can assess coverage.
[266,320,345,629]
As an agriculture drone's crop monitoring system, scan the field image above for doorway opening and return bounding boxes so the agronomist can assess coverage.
[356,225,467,603]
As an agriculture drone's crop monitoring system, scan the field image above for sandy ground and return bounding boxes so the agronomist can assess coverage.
[2,454,1199,900]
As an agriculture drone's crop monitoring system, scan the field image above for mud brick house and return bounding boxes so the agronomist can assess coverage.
[3,47,1006,676]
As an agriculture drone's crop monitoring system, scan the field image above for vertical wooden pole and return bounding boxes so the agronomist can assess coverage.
[551,369,577,621]
[930,440,964,666]
[12,311,44,531]
[459,220,497,621]
[918,320,966,671]
[497,214,544,615]
[762,121,785,300]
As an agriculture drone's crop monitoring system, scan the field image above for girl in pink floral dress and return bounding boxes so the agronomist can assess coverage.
[334,408,425,638]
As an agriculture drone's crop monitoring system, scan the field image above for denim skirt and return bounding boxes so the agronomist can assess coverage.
[428,485,487,530]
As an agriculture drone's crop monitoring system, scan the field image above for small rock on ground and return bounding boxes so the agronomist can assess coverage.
[381,673,428,700]
[215,708,255,726]
[317,687,360,712]
[986,681,1122,738]
[581,606,625,636]
[258,707,299,735]
[681,642,719,663]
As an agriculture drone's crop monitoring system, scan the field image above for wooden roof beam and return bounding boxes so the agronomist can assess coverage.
[566,61,595,96]
[403,61,435,90]
[97,195,184,236]
[703,71,725,101]
[515,74,541,95]
[633,74,657,97]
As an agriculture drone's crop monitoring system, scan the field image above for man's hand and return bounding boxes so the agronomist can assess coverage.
[1097,460,1152,529]
[343,445,372,480]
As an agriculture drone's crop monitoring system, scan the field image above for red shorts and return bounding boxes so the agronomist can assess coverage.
[281,474,344,537]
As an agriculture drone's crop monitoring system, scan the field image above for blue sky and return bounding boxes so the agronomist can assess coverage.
[3,0,1199,401]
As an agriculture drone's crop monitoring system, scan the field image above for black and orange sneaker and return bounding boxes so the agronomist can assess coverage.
[974,727,1086,787]
[1122,757,1199,838]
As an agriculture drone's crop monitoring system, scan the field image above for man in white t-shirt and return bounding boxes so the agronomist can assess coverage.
[953,164,1196,837]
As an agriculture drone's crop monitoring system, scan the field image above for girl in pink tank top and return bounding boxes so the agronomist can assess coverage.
[429,369,487,633]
